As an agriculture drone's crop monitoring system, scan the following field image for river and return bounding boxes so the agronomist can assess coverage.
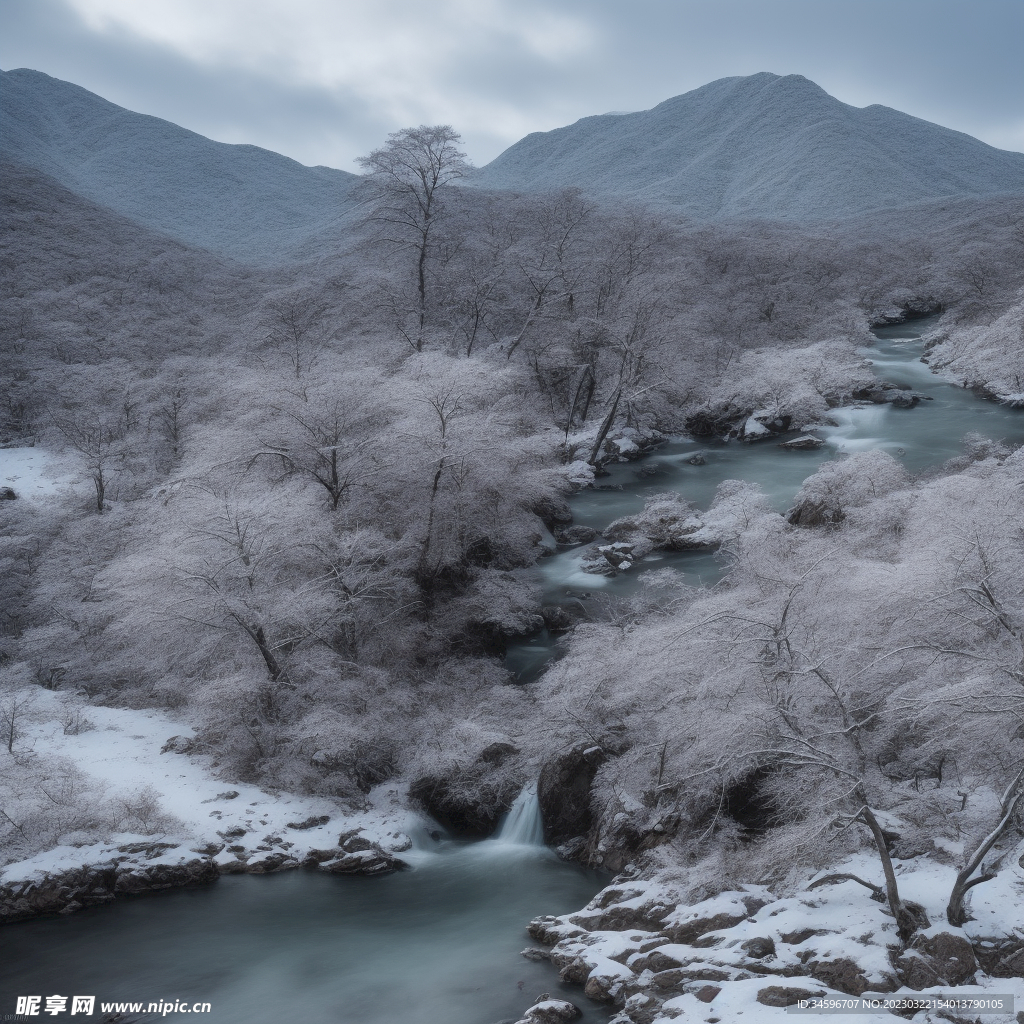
[506,315,1024,679]
[5,315,1023,1023]
[0,798,612,1024]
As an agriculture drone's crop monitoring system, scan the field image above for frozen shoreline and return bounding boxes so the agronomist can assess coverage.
[1,687,425,922]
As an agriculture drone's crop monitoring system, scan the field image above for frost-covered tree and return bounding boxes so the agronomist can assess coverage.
[358,126,469,350]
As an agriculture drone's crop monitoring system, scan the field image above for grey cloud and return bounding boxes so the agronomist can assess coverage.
[2,0,1021,171]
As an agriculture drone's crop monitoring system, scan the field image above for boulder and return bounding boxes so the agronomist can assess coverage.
[540,605,576,631]
[160,735,196,754]
[555,525,597,545]
[0,486,16,500]
[318,847,405,875]
[741,936,776,959]
[807,957,871,995]
[286,814,331,830]
[537,743,607,847]
[513,997,581,1023]
[532,496,574,529]
[756,986,825,1007]
[244,852,299,874]
[693,985,721,1003]
[409,751,521,838]
[478,741,519,765]
[778,435,825,450]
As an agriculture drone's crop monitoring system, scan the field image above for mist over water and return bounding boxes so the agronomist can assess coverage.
[0,847,611,1024]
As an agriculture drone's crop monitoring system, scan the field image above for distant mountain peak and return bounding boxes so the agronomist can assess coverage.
[472,72,1024,220]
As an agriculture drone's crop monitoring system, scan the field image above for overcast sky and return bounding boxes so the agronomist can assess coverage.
[3,0,1022,171]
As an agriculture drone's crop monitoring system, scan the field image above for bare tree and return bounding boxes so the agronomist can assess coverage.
[358,126,469,351]
[50,406,130,513]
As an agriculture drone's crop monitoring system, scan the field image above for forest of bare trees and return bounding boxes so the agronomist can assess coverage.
[2,122,1024,949]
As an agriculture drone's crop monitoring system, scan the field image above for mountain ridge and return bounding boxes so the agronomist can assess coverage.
[3,68,1021,260]
[471,72,1024,219]
[0,68,362,261]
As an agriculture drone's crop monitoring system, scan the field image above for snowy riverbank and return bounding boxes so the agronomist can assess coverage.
[524,855,1024,1023]
[0,686,424,922]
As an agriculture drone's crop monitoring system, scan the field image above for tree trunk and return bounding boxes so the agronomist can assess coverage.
[587,390,621,466]
[947,768,1024,926]
[858,805,918,941]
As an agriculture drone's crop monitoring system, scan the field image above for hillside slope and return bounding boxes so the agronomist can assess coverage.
[0,68,362,262]
[472,72,1024,219]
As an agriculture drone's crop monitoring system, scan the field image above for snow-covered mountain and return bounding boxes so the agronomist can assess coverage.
[4,68,1022,258]
[0,68,362,261]
[471,72,1024,220]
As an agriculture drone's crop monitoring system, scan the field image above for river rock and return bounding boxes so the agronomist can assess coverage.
[318,846,406,875]
[541,605,577,631]
[601,428,665,462]
[244,851,300,874]
[554,525,597,545]
[778,435,825,450]
[603,493,712,552]
[853,382,931,407]
[511,996,581,1023]
[0,855,218,923]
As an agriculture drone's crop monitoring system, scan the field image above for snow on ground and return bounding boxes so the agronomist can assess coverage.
[1,685,422,886]
[0,447,74,500]
[528,849,1024,1024]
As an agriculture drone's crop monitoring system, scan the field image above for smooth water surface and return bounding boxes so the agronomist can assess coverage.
[0,842,610,1024]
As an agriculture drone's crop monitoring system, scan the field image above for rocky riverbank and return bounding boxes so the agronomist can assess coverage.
[520,851,1024,1024]
[0,690,420,923]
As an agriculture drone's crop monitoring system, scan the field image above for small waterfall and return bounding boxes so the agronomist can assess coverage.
[493,784,545,846]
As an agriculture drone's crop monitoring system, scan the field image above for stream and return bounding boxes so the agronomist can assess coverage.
[0,794,612,1024]
[506,315,1024,680]
[5,315,1024,1023]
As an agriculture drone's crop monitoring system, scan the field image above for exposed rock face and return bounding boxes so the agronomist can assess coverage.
[0,853,218,923]
[409,744,523,838]
[787,500,845,528]
[869,300,943,327]
[537,743,607,847]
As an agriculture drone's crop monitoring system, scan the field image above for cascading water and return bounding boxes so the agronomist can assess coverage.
[493,784,546,846]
